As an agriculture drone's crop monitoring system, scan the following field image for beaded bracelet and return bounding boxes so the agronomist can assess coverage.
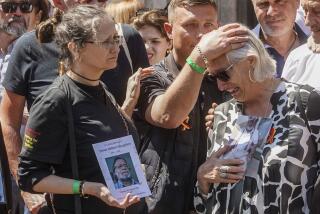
[195,45,209,69]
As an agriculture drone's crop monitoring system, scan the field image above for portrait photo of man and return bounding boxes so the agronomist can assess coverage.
[107,154,139,190]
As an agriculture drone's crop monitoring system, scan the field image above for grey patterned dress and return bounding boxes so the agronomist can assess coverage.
[194,82,320,214]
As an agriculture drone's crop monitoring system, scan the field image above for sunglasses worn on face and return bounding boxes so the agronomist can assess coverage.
[0,2,33,13]
[213,64,234,82]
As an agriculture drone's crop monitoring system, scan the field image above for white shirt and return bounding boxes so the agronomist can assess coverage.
[282,44,320,89]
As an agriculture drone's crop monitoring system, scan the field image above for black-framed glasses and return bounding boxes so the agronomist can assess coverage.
[213,64,234,82]
[86,35,123,49]
[0,2,33,13]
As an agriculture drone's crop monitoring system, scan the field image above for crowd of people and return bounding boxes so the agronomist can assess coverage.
[0,0,319,214]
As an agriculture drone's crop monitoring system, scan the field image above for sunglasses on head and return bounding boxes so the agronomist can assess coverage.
[0,2,33,13]
[213,64,234,82]
[76,0,108,3]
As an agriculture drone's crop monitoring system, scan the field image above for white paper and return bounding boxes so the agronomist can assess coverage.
[93,135,151,201]
[222,115,272,176]
[0,164,5,203]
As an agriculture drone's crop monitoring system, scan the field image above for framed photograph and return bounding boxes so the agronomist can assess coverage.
[93,135,151,201]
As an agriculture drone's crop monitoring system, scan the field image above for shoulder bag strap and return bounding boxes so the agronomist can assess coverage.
[65,95,82,214]
[116,24,133,74]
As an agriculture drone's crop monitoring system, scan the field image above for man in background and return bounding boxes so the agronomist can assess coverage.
[251,0,308,77]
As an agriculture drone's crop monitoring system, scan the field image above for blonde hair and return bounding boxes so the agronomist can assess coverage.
[106,0,144,24]
[226,25,276,82]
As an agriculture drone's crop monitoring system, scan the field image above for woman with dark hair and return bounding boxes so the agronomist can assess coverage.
[27,0,50,31]
[17,4,148,213]
[132,9,171,65]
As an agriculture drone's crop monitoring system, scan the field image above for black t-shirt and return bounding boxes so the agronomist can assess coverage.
[136,53,224,213]
[2,31,60,111]
[19,75,146,214]
[101,24,149,105]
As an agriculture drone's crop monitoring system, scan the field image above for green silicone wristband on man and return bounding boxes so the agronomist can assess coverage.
[72,180,81,194]
[186,57,206,74]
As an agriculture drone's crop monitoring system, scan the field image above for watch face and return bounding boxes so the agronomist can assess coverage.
[0,163,6,204]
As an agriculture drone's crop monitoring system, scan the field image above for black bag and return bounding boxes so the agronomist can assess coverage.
[138,127,176,213]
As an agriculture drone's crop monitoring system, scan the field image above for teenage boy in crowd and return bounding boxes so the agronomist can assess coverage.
[135,0,247,213]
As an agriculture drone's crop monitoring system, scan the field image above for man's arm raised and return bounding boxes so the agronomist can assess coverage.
[144,24,248,129]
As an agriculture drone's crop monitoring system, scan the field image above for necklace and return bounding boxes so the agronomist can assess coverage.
[284,31,298,59]
[69,69,100,81]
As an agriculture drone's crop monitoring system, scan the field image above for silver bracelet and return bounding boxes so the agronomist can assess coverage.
[196,45,209,69]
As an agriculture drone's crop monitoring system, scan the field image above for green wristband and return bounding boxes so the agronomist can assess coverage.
[186,57,206,74]
[72,180,81,194]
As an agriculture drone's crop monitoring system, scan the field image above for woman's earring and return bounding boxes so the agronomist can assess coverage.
[75,52,82,63]
[249,68,256,83]
[166,48,171,55]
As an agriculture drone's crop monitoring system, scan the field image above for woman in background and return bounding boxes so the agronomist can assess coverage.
[27,0,50,31]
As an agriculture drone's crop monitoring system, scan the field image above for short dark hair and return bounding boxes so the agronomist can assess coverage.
[132,10,170,41]
[168,0,217,22]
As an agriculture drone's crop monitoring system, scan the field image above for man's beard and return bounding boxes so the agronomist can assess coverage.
[119,173,132,182]
[0,16,26,37]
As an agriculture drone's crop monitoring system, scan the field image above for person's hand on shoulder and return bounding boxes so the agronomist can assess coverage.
[122,66,154,117]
